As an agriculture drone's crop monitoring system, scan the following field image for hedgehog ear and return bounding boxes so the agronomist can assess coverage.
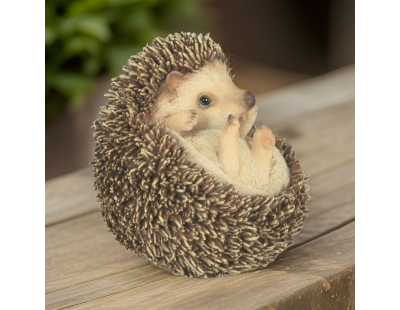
[165,71,185,92]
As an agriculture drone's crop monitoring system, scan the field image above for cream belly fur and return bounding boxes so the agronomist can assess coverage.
[174,129,290,197]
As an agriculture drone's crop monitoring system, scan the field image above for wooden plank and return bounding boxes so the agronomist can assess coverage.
[272,101,354,177]
[45,155,354,305]
[256,64,354,127]
[45,159,352,283]
[59,222,354,310]
[296,180,354,244]
[272,101,354,156]
[45,168,96,226]
[45,98,354,295]
[308,160,354,201]
[46,265,171,310]
[46,212,147,293]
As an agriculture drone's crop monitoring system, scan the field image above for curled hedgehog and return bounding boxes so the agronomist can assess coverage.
[92,32,310,278]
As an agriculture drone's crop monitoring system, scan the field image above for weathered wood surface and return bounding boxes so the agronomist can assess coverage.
[45,65,355,309]
[47,222,354,310]
[45,168,96,226]
[256,64,355,127]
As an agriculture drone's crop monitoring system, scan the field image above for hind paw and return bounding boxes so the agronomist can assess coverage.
[253,126,275,152]
[163,109,198,132]
[239,105,258,124]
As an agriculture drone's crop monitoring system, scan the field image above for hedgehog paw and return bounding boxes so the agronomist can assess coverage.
[253,126,275,152]
[239,105,258,137]
[223,114,240,139]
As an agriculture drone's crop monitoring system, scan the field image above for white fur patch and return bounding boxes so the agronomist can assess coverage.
[173,129,291,197]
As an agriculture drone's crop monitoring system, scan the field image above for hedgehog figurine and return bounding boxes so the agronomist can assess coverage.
[92,32,309,278]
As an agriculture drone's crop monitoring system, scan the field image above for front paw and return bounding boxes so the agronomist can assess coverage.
[163,109,199,132]
[239,105,258,124]
[239,106,258,137]
[222,114,240,139]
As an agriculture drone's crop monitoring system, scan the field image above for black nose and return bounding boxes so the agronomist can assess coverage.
[243,91,256,108]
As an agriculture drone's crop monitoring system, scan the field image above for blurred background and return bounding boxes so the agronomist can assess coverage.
[45,0,354,180]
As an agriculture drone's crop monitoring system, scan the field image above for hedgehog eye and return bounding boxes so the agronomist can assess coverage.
[199,95,211,107]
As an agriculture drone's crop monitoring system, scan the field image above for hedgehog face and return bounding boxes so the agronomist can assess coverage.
[153,60,256,130]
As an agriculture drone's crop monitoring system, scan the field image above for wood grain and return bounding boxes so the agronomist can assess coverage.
[274,101,354,177]
[57,223,354,310]
[45,156,354,298]
[45,168,96,226]
[296,160,354,244]
[256,64,355,127]
[46,212,145,293]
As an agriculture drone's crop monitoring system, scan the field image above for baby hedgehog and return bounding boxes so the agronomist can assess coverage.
[92,32,310,278]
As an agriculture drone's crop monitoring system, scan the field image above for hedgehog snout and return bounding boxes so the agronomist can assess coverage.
[243,91,256,109]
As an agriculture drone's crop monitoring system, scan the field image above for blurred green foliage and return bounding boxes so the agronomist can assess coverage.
[45,0,211,121]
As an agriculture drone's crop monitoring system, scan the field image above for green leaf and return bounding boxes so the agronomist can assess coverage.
[83,57,102,75]
[104,44,142,76]
[67,0,159,16]
[45,93,65,122]
[59,15,111,42]
[45,25,57,47]
[77,15,112,41]
[67,0,110,16]
[117,5,153,32]
[64,35,102,57]
[47,72,94,104]
[45,3,56,22]
[136,28,168,45]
